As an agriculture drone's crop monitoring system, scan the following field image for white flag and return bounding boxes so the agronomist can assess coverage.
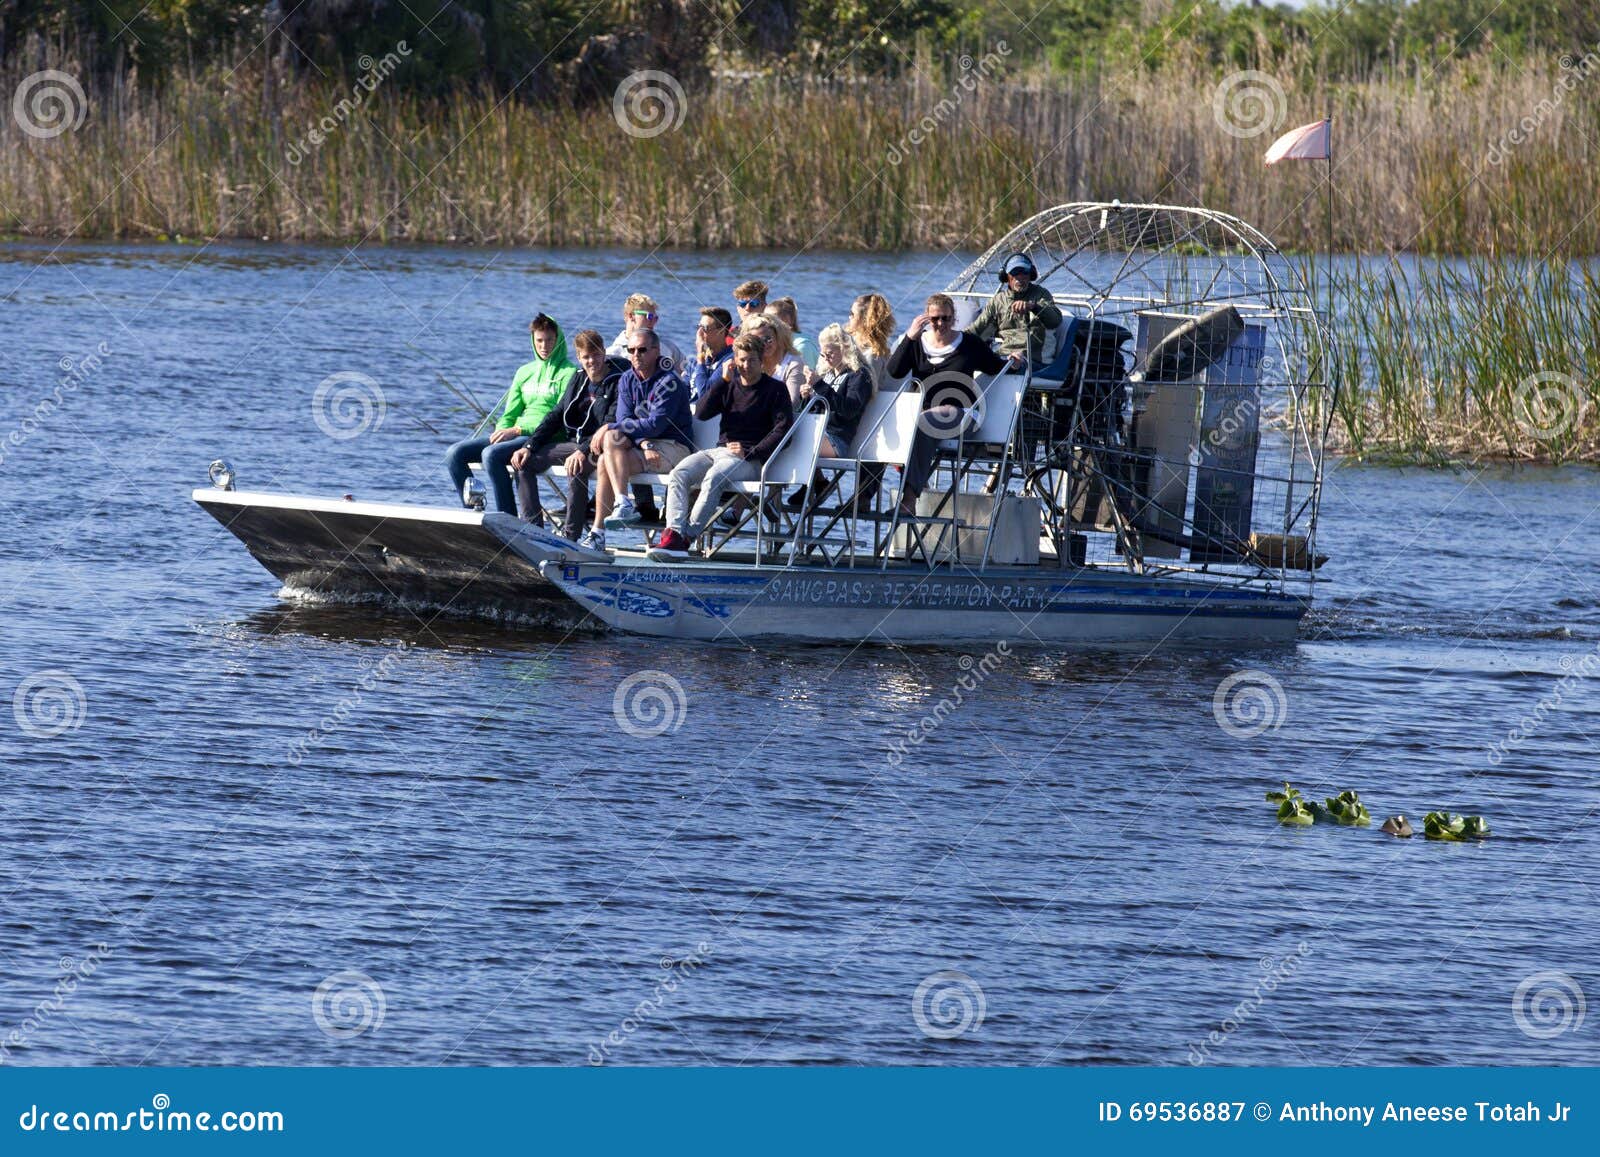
[1264,118,1331,164]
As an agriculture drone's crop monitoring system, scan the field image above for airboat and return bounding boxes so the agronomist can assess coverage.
[195,202,1333,645]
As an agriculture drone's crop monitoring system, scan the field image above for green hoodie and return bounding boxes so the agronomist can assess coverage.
[494,322,577,434]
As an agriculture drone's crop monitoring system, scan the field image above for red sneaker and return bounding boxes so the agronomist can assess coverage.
[646,528,691,562]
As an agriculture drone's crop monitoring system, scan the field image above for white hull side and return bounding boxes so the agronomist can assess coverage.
[537,560,1305,645]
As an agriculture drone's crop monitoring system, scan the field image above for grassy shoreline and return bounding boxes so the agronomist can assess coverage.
[3,57,1599,254]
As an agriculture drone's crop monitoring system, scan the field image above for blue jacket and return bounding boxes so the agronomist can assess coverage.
[615,365,694,447]
[686,348,733,404]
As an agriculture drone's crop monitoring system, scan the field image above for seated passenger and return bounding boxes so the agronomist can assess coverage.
[581,329,693,552]
[686,307,734,403]
[885,293,1015,517]
[784,323,876,511]
[509,328,625,536]
[846,292,898,391]
[735,314,807,406]
[805,323,875,458]
[647,333,794,561]
[766,296,818,370]
[605,293,686,369]
[445,313,575,515]
[731,279,769,331]
[965,252,1063,366]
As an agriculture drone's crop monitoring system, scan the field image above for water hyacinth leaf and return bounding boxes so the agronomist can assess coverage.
[1265,782,1301,804]
[1380,815,1414,838]
[1277,798,1316,826]
[1423,811,1488,841]
[1323,790,1371,826]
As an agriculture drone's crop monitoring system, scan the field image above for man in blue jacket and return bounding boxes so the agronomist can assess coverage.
[581,329,694,553]
[686,307,734,403]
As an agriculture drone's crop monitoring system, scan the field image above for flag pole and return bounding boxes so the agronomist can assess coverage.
[1323,103,1334,334]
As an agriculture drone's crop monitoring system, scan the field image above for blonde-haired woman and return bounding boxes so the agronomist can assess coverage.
[736,314,807,405]
[785,323,875,512]
[846,292,897,390]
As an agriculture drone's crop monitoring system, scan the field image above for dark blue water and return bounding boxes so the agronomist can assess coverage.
[1,242,1597,1066]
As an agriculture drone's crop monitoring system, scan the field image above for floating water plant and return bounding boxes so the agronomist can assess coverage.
[1266,783,1316,826]
[1320,790,1371,826]
[1380,815,1414,838]
[1423,812,1491,841]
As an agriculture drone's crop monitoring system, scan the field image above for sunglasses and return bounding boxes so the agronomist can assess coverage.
[927,314,955,324]
[626,345,655,355]
[735,298,765,309]
[696,319,723,330]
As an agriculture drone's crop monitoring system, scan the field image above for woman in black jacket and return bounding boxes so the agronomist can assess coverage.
[883,293,1017,515]
[784,323,878,511]
[805,323,875,455]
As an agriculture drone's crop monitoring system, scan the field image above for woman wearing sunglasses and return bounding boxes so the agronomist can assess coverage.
[883,293,1019,517]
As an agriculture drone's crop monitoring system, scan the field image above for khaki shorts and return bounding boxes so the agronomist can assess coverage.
[639,439,692,471]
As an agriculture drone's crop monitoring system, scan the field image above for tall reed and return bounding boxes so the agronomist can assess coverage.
[1331,258,1600,464]
[2,53,1597,255]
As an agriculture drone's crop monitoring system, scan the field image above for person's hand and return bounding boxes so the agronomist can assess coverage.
[799,382,814,400]
[490,427,521,444]
[726,441,744,457]
[1007,352,1025,371]
[589,426,610,455]
[907,312,929,338]
[509,445,531,469]
[1011,299,1031,316]
[564,449,587,474]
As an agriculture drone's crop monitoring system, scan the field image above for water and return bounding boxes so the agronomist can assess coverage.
[1,241,1597,1066]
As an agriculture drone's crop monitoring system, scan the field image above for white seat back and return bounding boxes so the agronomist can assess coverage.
[759,409,828,487]
[690,414,721,451]
[966,372,1026,444]
[854,389,923,467]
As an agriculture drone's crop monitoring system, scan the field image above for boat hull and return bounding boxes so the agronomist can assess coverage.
[535,558,1307,645]
[192,489,599,628]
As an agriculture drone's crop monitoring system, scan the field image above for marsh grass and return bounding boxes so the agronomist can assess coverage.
[2,53,1598,254]
[1331,257,1600,464]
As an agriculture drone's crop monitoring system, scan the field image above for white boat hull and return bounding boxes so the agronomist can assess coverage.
[533,557,1306,645]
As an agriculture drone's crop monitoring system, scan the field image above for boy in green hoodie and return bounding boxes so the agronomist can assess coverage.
[446,313,577,514]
